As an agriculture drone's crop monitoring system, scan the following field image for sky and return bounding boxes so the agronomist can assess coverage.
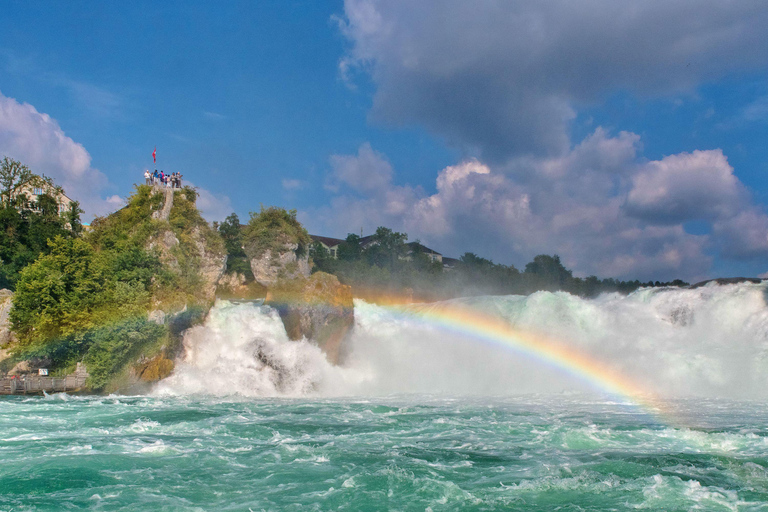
[1,0,768,282]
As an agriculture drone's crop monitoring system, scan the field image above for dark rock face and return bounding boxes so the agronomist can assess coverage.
[266,272,354,365]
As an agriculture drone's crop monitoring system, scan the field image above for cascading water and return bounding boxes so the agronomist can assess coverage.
[158,281,768,399]
[8,281,768,509]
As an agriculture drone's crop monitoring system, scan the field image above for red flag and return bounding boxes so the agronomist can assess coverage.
[152,147,156,163]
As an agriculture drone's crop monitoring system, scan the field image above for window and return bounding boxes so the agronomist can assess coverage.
[33,187,43,196]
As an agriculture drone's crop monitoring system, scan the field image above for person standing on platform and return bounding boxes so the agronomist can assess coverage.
[144,170,151,185]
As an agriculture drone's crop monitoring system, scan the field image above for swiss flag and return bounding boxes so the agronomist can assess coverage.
[152,147,156,163]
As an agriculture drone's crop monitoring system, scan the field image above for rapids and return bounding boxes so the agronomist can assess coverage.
[3,282,768,510]
[158,281,768,400]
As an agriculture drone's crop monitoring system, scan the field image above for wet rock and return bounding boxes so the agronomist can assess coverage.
[135,354,175,382]
[266,272,354,365]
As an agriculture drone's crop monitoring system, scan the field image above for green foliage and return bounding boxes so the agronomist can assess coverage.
[0,203,73,290]
[0,159,79,290]
[0,157,34,207]
[365,227,408,268]
[63,200,85,236]
[337,233,363,261]
[243,206,311,259]
[83,319,166,391]
[10,236,156,348]
[87,185,163,251]
[314,225,689,300]
[218,212,255,279]
[87,184,225,310]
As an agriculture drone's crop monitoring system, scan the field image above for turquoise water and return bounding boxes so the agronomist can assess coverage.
[2,394,768,511]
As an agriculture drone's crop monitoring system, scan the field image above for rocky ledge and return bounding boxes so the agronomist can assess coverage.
[266,272,354,365]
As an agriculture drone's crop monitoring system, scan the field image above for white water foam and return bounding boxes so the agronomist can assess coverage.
[158,282,768,399]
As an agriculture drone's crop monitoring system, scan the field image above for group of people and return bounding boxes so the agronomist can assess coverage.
[144,169,183,189]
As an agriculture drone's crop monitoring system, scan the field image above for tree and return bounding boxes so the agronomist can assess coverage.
[63,200,85,236]
[364,227,408,268]
[243,206,311,259]
[524,254,573,291]
[337,233,362,261]
[0,157,34,207]
[219,213,244,255]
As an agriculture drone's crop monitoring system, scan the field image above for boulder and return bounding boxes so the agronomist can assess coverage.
[266,272,354,365]
[135,353,175,382]
[0,289,14,346]
[247,241,310,288]
[8,356,52,376]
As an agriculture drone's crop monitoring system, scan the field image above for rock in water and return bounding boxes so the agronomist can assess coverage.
[266,272,354,365]
[246,240,311,288]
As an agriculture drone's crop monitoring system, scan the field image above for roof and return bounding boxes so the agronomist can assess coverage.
[406,241,441,256]
[310,235,345,247]
[442,257,461,267]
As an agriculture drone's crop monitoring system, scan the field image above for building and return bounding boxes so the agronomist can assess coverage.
[15,177,74,215]
[442,256,461,271]
[405,242,442,263]
[310,235,346,259]
[310,234,444,264]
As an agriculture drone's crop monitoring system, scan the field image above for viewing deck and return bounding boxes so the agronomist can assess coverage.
[0,364,88,395]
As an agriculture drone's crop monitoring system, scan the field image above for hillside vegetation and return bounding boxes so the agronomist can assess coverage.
[6,184,225,391]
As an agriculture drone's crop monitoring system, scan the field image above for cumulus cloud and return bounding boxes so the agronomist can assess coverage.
[338,0,768,160]
[626,149,744,224]
[327,142,394,193]
[0,91,118,218]
[311,131,768,281]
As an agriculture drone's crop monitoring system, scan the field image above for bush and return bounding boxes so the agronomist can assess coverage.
[83,319,167,391]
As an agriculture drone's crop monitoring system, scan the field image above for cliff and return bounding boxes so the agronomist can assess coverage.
[266,272,354,364]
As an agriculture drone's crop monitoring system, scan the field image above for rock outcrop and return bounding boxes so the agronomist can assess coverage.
[266,272,354,364]
[0,289,14,346]
[246,240,310,288]
[134,353,175,382]
[192,226,228,300]
[146,226,226,303]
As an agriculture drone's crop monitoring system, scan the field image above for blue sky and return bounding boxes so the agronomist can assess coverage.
[1,1,767,282]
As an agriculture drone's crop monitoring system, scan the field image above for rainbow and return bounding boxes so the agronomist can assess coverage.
[368,298,672,422]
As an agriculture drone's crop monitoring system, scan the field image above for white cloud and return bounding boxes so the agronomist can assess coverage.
[626,149,744,223]
[338,0,768,161]
[712,209,768,259]
[0,91,118,218]
[282,178,307,191]
[327,142,394,193]
[310,131,768,281]
[741,95,768,123]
